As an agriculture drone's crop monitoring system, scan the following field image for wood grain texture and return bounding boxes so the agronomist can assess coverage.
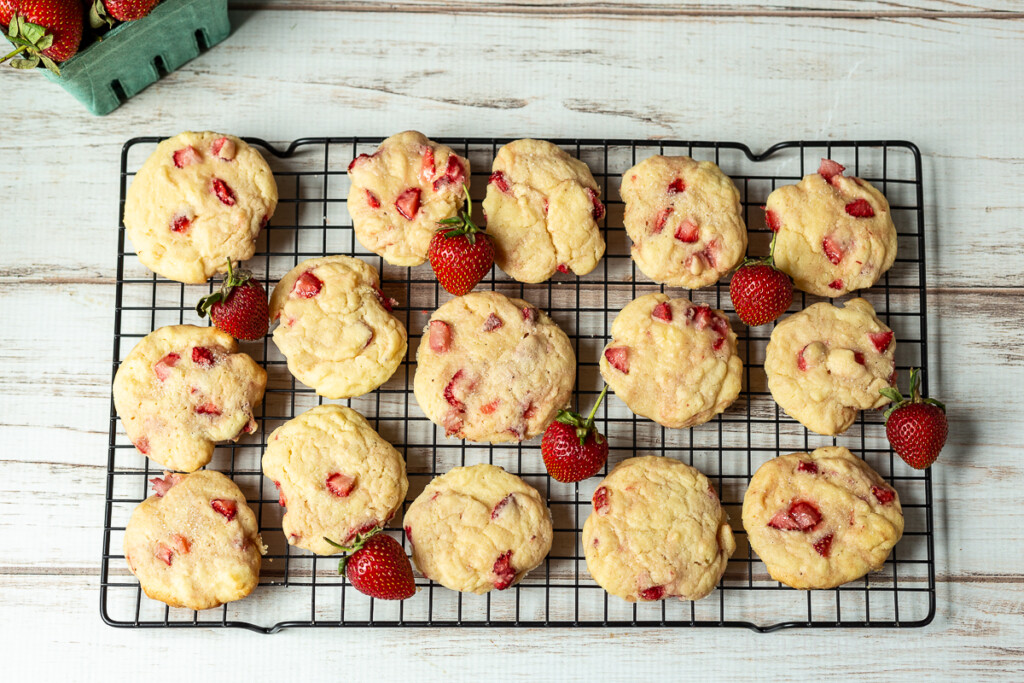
[232,1,1024,17]
[0,3,1022,680]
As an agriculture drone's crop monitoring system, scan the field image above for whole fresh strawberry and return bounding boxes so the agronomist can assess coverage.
[0,0,83,74]
[880,368,948,470]
[542,386,610,483]
[729,231,793,326]
[196,260,269,341]
[427,186,494,296]
[325,529,416,600]
[89,0,158,29]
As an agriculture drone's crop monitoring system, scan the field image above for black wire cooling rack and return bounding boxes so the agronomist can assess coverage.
[101,137,935,633]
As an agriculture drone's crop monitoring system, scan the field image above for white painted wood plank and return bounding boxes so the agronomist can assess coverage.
[4,574,1024,681]
[237,1,1024,15]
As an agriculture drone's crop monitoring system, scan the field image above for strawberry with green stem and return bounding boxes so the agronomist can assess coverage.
[196,259,269,341]
[89,0,159,29]
[542,386,610,483]
[0,0,83,74]
[880,368,948,470]
[427,186,494,296]
[324,529,416,600]
[729,231,794,327]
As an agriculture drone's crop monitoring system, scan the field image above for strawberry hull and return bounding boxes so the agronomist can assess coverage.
[42,0,230,115]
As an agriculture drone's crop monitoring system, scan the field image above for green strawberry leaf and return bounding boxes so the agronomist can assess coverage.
[39,54,59,75]
[11,55,39,69]
[36,33,53,51]
[879,387,903,403]
[21,21,45,44]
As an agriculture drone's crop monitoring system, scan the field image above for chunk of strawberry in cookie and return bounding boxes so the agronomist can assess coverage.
[211,137,236,161]
[868,331,894,353]
[639,585,665,601]
[173,146,201,168]
[818,158,846,185]
[768,501,821,531]
[492,550,516,590]
[150,473,184,497]
[489,171,510,193]
[674,219,699,243]
[212,178,236,206]
[429,320,452,352]
[822,236,844,265]
[211,499,237,521]
[604,347,629,374]
[153,353,180,381]
[326,472,355,497]
[491,493,515,519]
[593,486,610,514]
[813,533,834,558]
[653,207,673,234]
[651,302,672,322]
[845,199,875,218]
[292,271,323,298]
[586,188,605,220]
[482,313,503,331]
[395,188,421,220]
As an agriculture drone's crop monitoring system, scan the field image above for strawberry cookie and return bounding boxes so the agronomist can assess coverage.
[482,139,606,282]
[347,131,471,266]
[261,404,409,556]
[113,325,267,472]
[412,291,575,442]
[621,156,747,289]
[124,470,265,610]
[402,464,553,594]
[124,131,278,284]
[269,256,407,399]
[765,159,897,297]
[583,456,735,602]
[742,446,904,589]
[765,298,895,436]
[599,293,742,429]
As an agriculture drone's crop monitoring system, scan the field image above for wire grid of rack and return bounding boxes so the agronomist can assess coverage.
[101,136,935,633]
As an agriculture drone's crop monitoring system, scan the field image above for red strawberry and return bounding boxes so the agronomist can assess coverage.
[90,0,158,26]
[768,500,821,531]
[292,271,322,298]
[651,301,672,322]
[541,386,610,483]
[211,499,236,521]
[0,0,82,73]
[325,530,416,600]
[173,146,201,168]
[729,233,793,326]
[667,178,686,194]
[427,186,494,296]
[880,368,947,469]
[813,534,834,558]
[196,260,269,340]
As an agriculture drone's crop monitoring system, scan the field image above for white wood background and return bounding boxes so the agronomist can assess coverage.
[1,1,1022,680]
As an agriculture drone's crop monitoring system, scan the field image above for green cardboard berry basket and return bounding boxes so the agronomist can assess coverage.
[43,0,230,115]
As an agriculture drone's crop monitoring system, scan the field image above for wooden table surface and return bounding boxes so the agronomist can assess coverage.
[2,2,1022,680]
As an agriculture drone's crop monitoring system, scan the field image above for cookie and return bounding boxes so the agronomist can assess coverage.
[621,156,747,289]
[583,456,735,602]
[124,131,278,284]
[261,404,409,556]
[482,139,606,282]
[765,160,898,297]
[599,293,742,429]
[402,464,553,594]
[113,325,267,472]
[124,470,264,610]
[742,446,904,589]
[269,256,408,399]
[765,298,895,436]
[413,291,576,442]
[347,131,471,266]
